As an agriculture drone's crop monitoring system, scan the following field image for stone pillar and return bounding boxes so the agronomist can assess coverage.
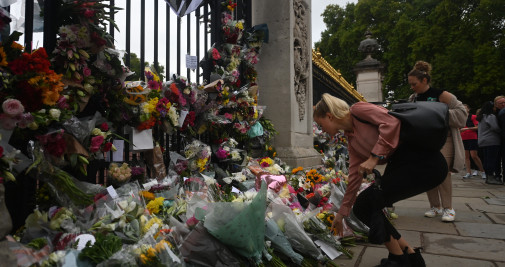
[252,0,321,167]
[354,31,384,103]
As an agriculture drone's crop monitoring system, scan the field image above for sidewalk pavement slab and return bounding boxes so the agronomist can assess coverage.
[331,167,505,266]
[467,203,505,213]
[448,209,492,223]
[452,188,497,198]
[454,221,505,239]
[484,198,505,206]
[486,213,505,224]
[423,232,505,262]
[392,207,458,235]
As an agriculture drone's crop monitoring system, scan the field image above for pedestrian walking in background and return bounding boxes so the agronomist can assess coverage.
[493,95,505,180]
[314,93,447,267]
[407,61,467,222]
[477,101,503,185]
[460,104,486,179]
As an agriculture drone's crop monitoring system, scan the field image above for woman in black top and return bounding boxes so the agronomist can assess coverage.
[407,61,467,223]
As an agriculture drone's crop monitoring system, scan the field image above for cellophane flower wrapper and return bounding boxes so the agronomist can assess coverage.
[62,116,91,143]
[177,223,241,267]
[202,181,267,262]
[6,236,52,267]
[39,169,96,209]
[184,139,212,174]
[88,183,144,243]
[144,145,167,180]
[97,235,152,267]
[255,173,287,193]
[264,218,304,265]
[329,182,369,235]
[270,202,323,260]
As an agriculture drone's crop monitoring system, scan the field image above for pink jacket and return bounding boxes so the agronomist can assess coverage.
[339,102,401,216]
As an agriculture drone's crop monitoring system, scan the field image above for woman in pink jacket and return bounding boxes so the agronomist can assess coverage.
[314,93,447,267]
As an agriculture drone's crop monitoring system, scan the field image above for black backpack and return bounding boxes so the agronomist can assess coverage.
[353,101,449,151]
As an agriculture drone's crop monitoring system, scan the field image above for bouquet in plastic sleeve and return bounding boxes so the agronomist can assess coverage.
[264,218,306,265]
[144,145,166,180]
[128,234,182,267]
[178,223,241,266]
[25,141,95,208]
[107,162,132,188]
[270,202,323,260]
[255,172,286,193]
[329,182,369,236]
[214,138,244,164]
[301,209,353,259]
[198,181,267,263]
[184,139,211,174]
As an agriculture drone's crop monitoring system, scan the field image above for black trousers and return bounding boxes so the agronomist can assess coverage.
[353,144,448,244]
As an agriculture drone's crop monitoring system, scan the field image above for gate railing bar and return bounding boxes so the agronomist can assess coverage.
[195,8,200,84]
[203,4,209,83]
[154,0,159,74]
[109,0,115,39]
[165,4,171,81]
[125,0,131,67]
[140,0,145,82]
[186,14,191,81]
[24,0,33,52]
[43,0,57,54]
[176,16,181,76]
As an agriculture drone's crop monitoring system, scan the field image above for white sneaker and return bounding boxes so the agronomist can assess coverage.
[424,207,443,218]
[472,170,479,176]
[463,173,471,179]
[481,172,487,179]
[442,208,456,222]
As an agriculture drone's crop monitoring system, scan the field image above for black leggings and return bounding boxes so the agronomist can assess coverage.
[353,144,448,244]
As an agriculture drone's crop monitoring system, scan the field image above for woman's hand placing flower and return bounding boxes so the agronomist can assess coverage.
[331,212,344,236]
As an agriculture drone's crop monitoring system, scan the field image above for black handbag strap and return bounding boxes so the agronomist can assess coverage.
[351,113,374,125]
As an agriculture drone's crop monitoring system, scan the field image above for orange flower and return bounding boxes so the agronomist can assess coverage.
[291,166,303,174]
[0,47,7,67]
[141,190,155,200]
[10,42,24,51]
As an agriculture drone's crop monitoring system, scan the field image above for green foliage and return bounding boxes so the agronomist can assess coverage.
[125,52,166,81]
[316,0,505,108]
[79,233,123,264]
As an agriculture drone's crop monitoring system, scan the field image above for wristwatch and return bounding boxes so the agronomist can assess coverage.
[371,153,385,160]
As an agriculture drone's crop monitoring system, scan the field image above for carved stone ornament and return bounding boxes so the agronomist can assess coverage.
[293,0,309,121]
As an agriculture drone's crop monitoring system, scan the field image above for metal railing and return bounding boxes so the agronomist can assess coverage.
[12,0,251,184]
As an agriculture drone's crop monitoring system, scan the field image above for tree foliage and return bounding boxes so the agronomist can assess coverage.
[315,0,505,110]
[124,52,165,81]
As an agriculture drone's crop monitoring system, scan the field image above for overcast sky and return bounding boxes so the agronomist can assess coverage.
[312,0,357,45]
[9,0,357,81]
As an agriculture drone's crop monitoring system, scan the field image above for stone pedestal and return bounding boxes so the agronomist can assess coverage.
[252,0,321,167]
[355,56,384,102]
[354,31,384,103]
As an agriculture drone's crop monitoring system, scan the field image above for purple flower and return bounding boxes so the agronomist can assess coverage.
[131,166,145,176]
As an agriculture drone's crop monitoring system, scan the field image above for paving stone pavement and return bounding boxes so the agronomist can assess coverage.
[332,167,505,267]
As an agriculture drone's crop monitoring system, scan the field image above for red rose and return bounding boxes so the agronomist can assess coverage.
[102,142,113,152]
[0,146,3,158]
[90,135,104,153]
[100,122,109,131]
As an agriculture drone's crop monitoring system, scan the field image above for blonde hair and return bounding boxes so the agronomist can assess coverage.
[313,93,350,119]
[494,95,505,105]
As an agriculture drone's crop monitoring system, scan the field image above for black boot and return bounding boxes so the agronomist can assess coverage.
[376,252,410,267]
[407,247,426,267]
[486,174,504,185]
